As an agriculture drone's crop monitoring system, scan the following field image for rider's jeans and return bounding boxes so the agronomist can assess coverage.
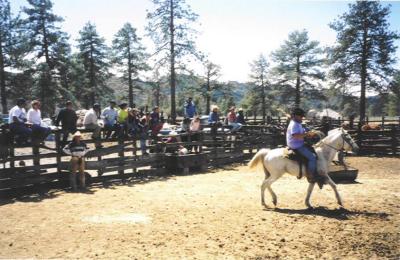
[296,145,317,175]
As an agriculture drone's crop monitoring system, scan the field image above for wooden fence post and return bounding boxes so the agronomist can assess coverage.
[32,144,40,172]
[133,137,137,174]
[118,137,124,176]
[391,125,397,156]
[55,131,61,174]
[381,115,385,130]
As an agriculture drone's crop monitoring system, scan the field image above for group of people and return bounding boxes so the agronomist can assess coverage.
[8,98,51,145]
[207,105,246,133]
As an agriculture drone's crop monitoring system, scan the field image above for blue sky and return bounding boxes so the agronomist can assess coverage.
[10,0,400,82]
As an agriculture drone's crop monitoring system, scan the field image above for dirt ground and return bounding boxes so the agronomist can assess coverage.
[0,156,399,259]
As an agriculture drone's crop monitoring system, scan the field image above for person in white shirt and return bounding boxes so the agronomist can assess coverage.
[27,100,51,142]
[101,100,119,138]
[9,98,32,145]
[83,103,101,140]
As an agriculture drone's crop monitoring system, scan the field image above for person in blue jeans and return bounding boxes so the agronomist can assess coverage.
[286,108,320,183]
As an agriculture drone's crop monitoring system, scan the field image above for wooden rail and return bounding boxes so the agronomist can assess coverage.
[1,118,399,197]
[0,125,286,196]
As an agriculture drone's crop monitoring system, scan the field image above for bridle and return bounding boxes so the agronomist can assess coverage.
[317,129,357,152]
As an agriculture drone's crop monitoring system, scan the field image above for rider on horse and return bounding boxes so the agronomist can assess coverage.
[286,108,321,183]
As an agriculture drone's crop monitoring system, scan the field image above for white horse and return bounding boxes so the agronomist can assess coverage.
[248,128,359,208]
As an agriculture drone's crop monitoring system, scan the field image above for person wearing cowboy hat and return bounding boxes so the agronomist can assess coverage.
[236,108,246,125]
[63,131,90,191]
[286,108,321,184]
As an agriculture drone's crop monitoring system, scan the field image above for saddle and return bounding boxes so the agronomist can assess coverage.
[283,145,317,182]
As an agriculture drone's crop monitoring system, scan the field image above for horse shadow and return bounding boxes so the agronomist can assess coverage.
[266,206,390,221]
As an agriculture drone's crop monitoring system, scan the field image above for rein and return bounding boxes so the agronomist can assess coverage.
[315,133,346,152]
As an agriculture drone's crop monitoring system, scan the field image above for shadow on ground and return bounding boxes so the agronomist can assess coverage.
[265,206,390,221]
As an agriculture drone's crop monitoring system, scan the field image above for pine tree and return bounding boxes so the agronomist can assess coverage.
[77,22,112,107]
[23,0,69,114]
[23,0,64,69]
[388,71,400,116]
[146,0,200,122]
[271,30,325,108]
[112,23,148,107]
[249,54,269,122]
[0,0,26,113]
[202,60,221,114]
[329,1,399,122]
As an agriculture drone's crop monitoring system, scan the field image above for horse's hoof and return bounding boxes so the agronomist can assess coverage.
[272,200,277,206]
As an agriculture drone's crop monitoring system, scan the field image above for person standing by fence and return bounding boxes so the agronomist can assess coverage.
[138,116,149,155]
[9,98,32,145]
[189,116,201,153]
[150,106,163,138]
[184,97,196,118]
[55,101,78,145]
[101,100,119,139]
[27,100,51,143]
[63,131,89,191]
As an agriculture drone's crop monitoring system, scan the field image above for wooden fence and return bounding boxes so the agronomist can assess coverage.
[0,125,286,197]
[1,118,399,197]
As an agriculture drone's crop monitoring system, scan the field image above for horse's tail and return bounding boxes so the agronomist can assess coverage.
[248,148,270,169]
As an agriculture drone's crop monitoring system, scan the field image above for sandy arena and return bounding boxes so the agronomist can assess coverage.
[0,156,399,259]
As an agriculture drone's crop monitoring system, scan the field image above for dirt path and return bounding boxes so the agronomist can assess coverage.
[0,157,399,259]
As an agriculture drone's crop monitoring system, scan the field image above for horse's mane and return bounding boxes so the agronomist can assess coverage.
[314,128,342,148]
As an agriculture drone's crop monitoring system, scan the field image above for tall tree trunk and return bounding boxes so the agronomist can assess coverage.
[155,83,160,107]
[0,39,7,113]
[359,27,368,123]
[261,74,266,124]
[295,56,301,108]
[169,0,176,123]
[89,43,95,107]
[128,43,133,107]
[206,76,211,115]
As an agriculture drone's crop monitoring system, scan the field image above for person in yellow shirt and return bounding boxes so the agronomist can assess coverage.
[118,103,129,137]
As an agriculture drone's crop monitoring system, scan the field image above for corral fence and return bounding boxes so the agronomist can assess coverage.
[1,116,399,197]
[0,125,285,197]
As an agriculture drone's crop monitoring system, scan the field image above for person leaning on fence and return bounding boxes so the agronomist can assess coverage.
[55,101,78,145]
[9,98,32,145]
[236,108,246,125]
[184,97,196,118]
[208,105,221,137]
[101,100,119,139]
[189,116,201,153]
[128,108,140,136]
[227,106,242,132]
[117,103,129,137]
[83,103,102,140]
[180,117,191,142]
[63,131,90,191]
[150,106,163,138]
[27,100,51,143]
[138,116,149,155]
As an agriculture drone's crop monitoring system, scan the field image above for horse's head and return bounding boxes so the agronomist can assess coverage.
[324,128,359,154]
[339,128,359,154]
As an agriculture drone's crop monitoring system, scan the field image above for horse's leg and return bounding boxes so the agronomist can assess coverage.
[261,173,279,207]
[260,167,277,207]
[305,182,316,209]
[326,177,343,207]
